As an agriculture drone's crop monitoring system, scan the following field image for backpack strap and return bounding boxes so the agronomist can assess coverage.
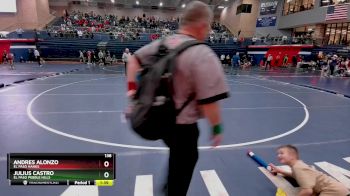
[168,40,206,73]
[171,40,205,116]
[173,40,204,54]
[175,93,195,116]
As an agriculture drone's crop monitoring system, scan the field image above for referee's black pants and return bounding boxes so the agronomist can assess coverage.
[37,56,41,65]
[163,123,199,196]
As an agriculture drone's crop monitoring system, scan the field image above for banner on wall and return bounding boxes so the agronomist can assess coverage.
[256,16,277,27]
[260,1,278,15]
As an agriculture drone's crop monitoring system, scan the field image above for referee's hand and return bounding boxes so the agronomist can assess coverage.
[211,134,223,147]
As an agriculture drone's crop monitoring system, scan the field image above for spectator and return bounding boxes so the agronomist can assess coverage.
[87,50,92,65]
[266,54,273,70]
[122,48,132,75]
[231,52,240,73]
[79,50,84,63]
[292,55,298,67]
[344,57,350,77]
[262,55,267,69]
[77,30,83,38]
[2,50,7,64]
[28,49,34,63]
[98,50,104,66]
[220,54,225,65]
[8,52,15,69]
[275,52,281,67]
[252,36,257,45]
[34,49,42,67]
[283,54,288,67]
[16,28,24,38]
[226,54,231,66]
[329,55,338,76]
[282,35,288,44]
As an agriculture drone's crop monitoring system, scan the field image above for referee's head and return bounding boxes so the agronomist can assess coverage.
[179,1,213,41]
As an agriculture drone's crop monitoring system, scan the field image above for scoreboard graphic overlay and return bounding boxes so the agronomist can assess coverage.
[7,153,116,186]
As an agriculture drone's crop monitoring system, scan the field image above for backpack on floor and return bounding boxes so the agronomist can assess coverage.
[130,40,203,140]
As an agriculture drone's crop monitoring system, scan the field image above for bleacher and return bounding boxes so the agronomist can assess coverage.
[38,39,100,59]
[4,29,349,61]
[312,45,348,57]
[35,33,239,60]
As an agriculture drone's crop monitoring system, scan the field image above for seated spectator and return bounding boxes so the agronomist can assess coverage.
[77,30,83,38]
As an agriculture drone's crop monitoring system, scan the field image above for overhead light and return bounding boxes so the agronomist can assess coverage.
[136,0,139,5]
[159,2,163,6]
[225,0,228,1]
[218,6,225,9]
[182,4,186,8]
[111,0,115,3]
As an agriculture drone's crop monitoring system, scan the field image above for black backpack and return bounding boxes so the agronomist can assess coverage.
[130,39,204,140]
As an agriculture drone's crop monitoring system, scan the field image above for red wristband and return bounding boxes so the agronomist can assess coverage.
[128,82,137,91]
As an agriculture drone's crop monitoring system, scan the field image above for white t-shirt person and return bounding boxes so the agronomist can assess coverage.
[267,55,273,62]
[34,49,40,58]
[34,49,42,66]
[122,49,132,64]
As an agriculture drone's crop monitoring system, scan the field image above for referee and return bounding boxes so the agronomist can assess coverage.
[127,1,229,195]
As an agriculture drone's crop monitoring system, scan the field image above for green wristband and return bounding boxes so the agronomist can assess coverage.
[212,124,223,135]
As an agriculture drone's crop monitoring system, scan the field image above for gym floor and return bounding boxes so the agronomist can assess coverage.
[1,64,349,196]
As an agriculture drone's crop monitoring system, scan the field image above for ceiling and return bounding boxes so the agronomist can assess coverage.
[49,0,235,10]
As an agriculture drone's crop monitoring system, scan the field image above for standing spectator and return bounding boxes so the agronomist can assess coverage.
[8,52,15,69]
[98,50,104,66]
[292,55,298,67]
[329,55,337,76]
[34,49,42,67]
[79,50,84,63]
[224,36,229,44]
[28,49,34,63]
[2,50,7,64]
[87,50,92,66]
[122,48,132,75]
[34,29,40,41]
[282,35,288,44]
[283,54,289,67]
[226,54,231,66]
[265,54,273,70]
[345,57,350,77]
[91,50,96,65]
[232,52,240,67]
[231,52,240,73]
[220,54,225,65]
[16,28,24,38]
[252,36,257,45]
[233,36,238,45]
[337,58,346,76]
[275,52,281,67]
[126,1,229,195]
[262,55,267,69]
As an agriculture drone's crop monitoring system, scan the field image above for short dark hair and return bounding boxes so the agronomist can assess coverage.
[278,145,299,158]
